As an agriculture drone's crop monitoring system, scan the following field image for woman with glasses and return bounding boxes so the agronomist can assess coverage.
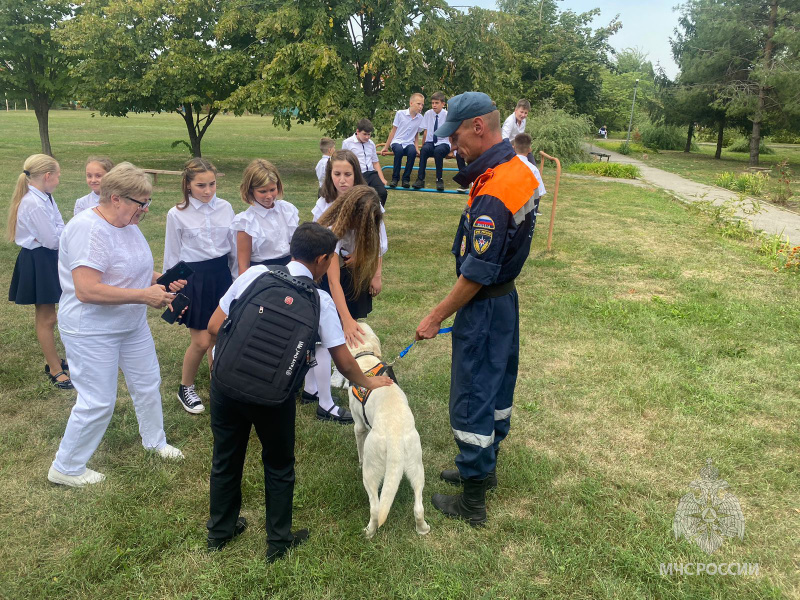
[48,162,187,487]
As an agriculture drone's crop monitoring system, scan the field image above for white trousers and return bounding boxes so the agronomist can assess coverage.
[52,324,167,476]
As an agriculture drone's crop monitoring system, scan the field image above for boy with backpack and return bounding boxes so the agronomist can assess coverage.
[205,222,394,563]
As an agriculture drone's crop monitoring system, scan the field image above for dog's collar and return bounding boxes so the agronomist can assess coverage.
[354,351,377,360]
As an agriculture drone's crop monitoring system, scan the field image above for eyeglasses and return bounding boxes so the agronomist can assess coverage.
[123,196,152,210]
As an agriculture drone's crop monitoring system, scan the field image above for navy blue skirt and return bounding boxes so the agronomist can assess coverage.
[180,255,232,330]
[8,247,61,305]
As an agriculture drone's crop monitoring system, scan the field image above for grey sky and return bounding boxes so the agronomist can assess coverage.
[457,0,681,78]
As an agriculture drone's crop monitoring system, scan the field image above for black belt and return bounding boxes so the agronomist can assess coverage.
[471,280,515,302]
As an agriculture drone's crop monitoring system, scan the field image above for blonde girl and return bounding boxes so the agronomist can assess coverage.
[74,157,115,216]
[164,158,236,414]
[231,159,298,273]
[7,154,72,389]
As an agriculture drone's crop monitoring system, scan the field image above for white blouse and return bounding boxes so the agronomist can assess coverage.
[57,209,154,335]
[73,191,100,216]
[230,200,299,264]
[163,195,236,276]
[14,186,65,250]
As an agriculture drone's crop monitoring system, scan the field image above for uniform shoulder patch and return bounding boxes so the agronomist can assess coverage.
[473,229,492,254]
[473,215,495,230]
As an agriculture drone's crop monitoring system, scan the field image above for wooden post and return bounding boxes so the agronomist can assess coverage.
[538,151,562,252]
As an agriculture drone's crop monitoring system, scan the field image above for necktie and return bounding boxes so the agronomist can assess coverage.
[433,114,439,144]
[47,193,54,204]
[361,143,370,172]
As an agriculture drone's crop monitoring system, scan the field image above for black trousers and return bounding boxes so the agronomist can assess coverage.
[418,142,451,181]
[207,385,296,554]
[363,170,388,206]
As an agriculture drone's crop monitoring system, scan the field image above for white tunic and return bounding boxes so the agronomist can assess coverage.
[315,155,330,187]
[14,186,65,250]
[312,196,388,257]
[342,134,379,173]
[58,209,154,335]
[219,262,345,349]
[391,109,424,147]
[163,195,236,276]
[502,113,527,142]
[421,108,451,147]
[73,191,101,216]
[230,200,299,263]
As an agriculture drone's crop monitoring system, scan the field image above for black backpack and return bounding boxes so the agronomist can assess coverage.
[212,265,320,406]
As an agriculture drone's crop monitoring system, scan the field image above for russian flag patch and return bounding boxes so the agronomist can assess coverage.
[473,215,495,230]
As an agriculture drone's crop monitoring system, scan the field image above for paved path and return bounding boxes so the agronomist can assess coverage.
[586,143,800,244]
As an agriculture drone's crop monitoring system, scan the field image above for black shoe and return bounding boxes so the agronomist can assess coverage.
[300,390,319,405]
[45,366,74,390]
[316,403,354,424]
[45,358,69,374]
[388,179,399,188]
[440,468,497,490]
[436,179,445,192]
[431,478,488,526]
[401,179,411,188]
[208,516,248,551]
[412,178,425,189]
[267,528,309,563]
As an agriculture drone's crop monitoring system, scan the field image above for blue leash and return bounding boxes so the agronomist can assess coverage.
[392,326,453,364]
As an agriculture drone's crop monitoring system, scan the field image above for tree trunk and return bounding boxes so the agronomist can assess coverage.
[180,104,202,157]
[715,118,725,159]
[684,122,694,153]
[750,0,778,167]
[32,96,53,157]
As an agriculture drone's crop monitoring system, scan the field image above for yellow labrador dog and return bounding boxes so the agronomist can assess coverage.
[347,323,430,538]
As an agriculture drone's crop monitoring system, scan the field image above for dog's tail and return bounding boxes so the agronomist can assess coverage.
[377,437,404,528]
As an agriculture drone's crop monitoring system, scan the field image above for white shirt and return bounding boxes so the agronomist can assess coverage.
[517,155,547,198]
[502,113,527,142]
[163,195,236,276]
[57,209,154,335]
[391,109,424,147]
[315,155,330,187]
[73,191,100,216]
[313,196,388,256]
[14,186,65,250]
[421,108,450,147]
[230,200,299,264]
[218,262,345,349]
[342,134,379,173]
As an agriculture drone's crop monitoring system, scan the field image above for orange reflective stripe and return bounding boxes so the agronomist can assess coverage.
[468,156,538,214]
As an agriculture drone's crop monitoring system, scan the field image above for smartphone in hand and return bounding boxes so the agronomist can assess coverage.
[161,293,190,324]
[157,261,194,288]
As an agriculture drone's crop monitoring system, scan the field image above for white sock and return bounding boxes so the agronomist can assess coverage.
[312,347,337,413]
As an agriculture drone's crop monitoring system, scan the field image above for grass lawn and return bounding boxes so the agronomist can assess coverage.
[595,139,800,209]
[0,110,798,599]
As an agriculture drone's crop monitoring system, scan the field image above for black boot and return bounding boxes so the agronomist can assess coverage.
[440,467,497,490]
[431,477,488,526]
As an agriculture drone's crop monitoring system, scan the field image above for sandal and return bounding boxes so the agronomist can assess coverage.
[45,358,69,374]
[46,369,74,390]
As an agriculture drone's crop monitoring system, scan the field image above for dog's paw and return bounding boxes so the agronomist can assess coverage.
[416,521,431,536]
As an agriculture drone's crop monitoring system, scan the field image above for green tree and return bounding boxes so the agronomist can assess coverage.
[226,0,510,137]
[62,0,255,157]
[0,0,74,156]
[594,49,658,133]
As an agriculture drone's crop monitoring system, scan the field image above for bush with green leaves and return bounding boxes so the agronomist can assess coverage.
[639,124,693,151]
[528,102,592,165]
[714,171,769,195]
[568,162,641,179]
[727,137,775,154]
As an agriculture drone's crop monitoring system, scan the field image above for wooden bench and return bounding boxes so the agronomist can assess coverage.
[143,169,225,183]
[590,151,611,162]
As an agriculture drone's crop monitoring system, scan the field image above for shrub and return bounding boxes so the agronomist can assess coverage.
[714,171,769,195]
[767,130,800,144]
[528,102,592,165]
[615,141,650,155]
[567,162,641,179]
[694,126,738,147]
[727,137,775,154]
[639,124,690,151]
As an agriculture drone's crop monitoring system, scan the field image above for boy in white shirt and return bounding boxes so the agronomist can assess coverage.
[342,119,388,205]
[413,91,451,192]
[502,99,530,142]
[513,133,546,213]
[381,93,425,188]
[315,138,335,189]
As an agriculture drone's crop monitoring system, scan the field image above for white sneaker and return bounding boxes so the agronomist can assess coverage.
[177,384,205,414]
[156,444,185,460]
[48,465,106,488]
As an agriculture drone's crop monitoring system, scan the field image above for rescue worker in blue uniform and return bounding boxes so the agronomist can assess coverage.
[415,92,539,526]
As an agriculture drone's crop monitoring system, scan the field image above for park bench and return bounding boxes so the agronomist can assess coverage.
[590,151,611,162]
[143,168,225,183]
